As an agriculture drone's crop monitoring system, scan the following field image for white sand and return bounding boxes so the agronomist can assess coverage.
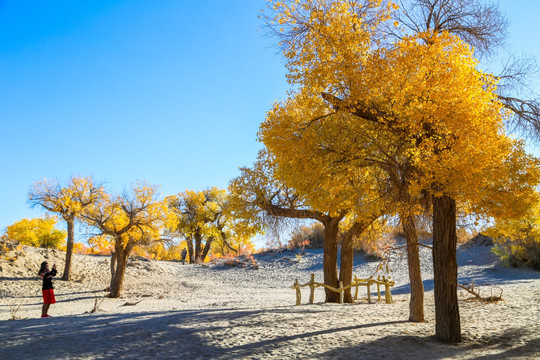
[0,244,539,359]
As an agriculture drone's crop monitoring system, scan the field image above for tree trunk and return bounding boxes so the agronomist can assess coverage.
[402,215,425,322]
[339,232,355,303]
[432,195,461,343]
[109,244,133,298]
[323,218,340,303]
[220,230,239,255]
[186,237,194,264]
[109,250,117,290]
[201,238,214,262]
[194,233,203,263]
[61,218,75,280]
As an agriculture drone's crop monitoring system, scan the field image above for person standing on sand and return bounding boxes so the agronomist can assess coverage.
[38,261,57,318]
[181,248,188,265]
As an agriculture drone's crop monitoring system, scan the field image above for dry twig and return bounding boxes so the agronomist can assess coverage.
[458,282,503,303]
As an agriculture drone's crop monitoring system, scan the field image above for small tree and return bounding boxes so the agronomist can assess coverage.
[28,176,105,280]
[167,187,260,263]
[82,182,172,298]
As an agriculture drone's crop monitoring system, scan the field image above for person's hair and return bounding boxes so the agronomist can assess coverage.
[38,261,48,276]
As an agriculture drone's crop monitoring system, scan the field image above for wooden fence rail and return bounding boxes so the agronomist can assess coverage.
[291,273,395,305]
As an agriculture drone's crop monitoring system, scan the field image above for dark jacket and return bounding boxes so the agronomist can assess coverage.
[42,269,57,290]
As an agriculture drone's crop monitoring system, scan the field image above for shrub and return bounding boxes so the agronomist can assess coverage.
[486,203,540,270]
[5,216,66,249]
[288,222,325,249]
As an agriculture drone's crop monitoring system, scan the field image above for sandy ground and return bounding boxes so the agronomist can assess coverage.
[0,243,539,359]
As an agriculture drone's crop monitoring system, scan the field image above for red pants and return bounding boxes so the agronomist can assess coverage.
[42,289,56,304]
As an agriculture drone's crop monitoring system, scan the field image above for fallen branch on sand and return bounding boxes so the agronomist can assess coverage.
[458,282,503,303]
[121,300,142,306]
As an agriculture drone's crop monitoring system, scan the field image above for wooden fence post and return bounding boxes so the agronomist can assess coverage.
[377,276,381,301]
[295,279,301,305]
[354,276,359,300]
[339,281,344,304]
[367,282,372,304]
[383,276,393,304]
[309,273,315,304]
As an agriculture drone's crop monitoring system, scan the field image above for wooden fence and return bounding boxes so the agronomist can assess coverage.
[291,273,395,305]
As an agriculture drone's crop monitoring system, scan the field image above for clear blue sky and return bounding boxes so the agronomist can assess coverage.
[0,0,287,232]
[1,0,539,234]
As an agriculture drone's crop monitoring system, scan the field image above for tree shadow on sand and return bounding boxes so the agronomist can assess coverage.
[316,327,539,360]
[1,307,537,360]
[0,307,404,360]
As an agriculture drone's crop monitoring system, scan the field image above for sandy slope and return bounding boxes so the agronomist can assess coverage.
[0,244,539,359]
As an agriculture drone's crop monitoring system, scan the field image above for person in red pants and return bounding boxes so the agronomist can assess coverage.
[38,261,57,317]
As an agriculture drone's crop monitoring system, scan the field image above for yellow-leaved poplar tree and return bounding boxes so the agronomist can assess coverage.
[262,0,539,342]
[28,176,105,280]
[486,196,540,270]
[167,187,260,264]
[5,216,66,249]
[82,182,173,298]
[229,150,386,302]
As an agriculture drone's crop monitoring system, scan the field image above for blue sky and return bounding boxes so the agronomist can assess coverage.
[0,0,287,232]
[1,0,539,236]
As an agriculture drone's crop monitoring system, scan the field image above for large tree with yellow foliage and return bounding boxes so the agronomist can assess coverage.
[260,88,430,318]
[262,0,539,342]
[229,150,385,302]
[28,176,105,280]
[82,182,172,298]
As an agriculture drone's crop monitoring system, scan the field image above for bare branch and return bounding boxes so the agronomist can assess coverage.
[389,0,508,58]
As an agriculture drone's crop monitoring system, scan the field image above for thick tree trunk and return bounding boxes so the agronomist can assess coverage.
[194,233,203,263]
[109,251,117,290]
[402,215,425,322]
[260,203,346,303]
[339,232,355,303]
[109,244,133,298]
[323,218,340,303]
[61,218,75,281]
[201,238,213,262]
[432,195,461,343]
[186,237,194,264]
[339,221,372,303]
